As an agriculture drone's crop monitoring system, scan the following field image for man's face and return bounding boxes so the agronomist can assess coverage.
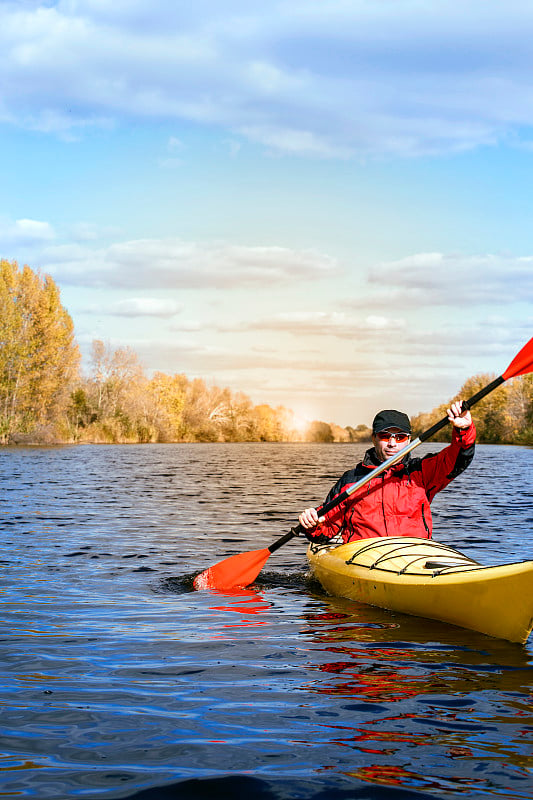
[372,427,410,462]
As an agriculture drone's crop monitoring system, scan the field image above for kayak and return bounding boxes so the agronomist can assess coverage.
[307,537,533,644]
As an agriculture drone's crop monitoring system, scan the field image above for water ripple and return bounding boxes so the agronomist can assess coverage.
[0,443,531,799]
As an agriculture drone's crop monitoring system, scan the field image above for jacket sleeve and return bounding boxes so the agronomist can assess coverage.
[420,422,476,502]
[304,470,357,542]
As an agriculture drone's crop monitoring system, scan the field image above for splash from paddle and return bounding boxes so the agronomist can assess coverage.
[193,335,533,591]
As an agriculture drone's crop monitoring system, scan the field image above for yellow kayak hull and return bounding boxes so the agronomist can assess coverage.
[307,537,533,644]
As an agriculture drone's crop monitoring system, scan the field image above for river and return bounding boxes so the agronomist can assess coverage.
[0,442,531,799]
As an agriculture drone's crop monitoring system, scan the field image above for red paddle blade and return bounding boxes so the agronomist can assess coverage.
[193,547,271,591]
[503,336,533,380]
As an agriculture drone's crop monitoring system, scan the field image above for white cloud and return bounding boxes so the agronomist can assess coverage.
[101,297,184,317]
[43,237,340,288]
[347,252,533,306]
[3,2,533,155]
[68,222,121,242]
[239,124,354,159]
[0,217,56,247]
[220,310,406,338]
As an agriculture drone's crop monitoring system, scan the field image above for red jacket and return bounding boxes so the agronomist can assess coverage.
[308,424,476,543]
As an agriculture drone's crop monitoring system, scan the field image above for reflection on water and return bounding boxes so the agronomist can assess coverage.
[0,443,531,799]
[300,601,532,793]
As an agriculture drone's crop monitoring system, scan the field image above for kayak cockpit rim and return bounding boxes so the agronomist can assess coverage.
[309,537,528,577]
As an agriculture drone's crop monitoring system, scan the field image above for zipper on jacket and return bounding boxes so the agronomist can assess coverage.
[381,474,387,534]
[421,502,430,537]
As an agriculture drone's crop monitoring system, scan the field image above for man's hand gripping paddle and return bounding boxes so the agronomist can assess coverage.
[193,336,533,591]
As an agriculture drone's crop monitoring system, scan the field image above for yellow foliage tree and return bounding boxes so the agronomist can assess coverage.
[148,372,189,441]
[251,404,286,441]
[0,260,80,441]
[411,372,533,445]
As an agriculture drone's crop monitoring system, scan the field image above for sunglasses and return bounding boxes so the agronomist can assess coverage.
[375,431,410,443]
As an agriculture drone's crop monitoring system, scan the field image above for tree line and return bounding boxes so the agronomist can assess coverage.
[1,259,532,445]
[411,371,533,446]
[0,259,371,444]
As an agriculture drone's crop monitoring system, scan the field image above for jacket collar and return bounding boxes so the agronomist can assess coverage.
[362,447,412,470]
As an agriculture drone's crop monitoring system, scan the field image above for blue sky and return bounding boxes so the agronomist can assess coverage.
[1,0,532,426]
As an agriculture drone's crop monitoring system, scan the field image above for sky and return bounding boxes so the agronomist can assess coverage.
[1,0,532,428]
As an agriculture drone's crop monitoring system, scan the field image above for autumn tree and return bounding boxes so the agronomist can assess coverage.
[89,340,145,417]
[251,404,286,441]
[148,372,188,441]
[458,373,510,443]
[411,372,533,445]
[221,391,255,441]
[306,420,334,442]
[504,374,533,443]
[346,424,372,442]
[75,340,155,442]
[0,259,80,442]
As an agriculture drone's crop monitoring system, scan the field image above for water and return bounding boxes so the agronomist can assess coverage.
[0,442,532,800]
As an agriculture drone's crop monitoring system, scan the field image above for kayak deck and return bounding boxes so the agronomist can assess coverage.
[307,537,533,644]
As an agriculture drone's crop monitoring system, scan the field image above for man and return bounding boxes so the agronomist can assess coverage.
[298,401,476,543]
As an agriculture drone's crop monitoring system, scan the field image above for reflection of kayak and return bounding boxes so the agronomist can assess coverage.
[307,537,533,644]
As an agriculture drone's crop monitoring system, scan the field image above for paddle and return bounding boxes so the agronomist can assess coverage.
[193,335,533,591]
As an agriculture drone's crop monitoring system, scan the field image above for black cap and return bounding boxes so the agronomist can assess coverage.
[372,409,411,435]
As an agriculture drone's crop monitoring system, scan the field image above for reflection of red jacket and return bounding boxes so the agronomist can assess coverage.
[309,424,476,543]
